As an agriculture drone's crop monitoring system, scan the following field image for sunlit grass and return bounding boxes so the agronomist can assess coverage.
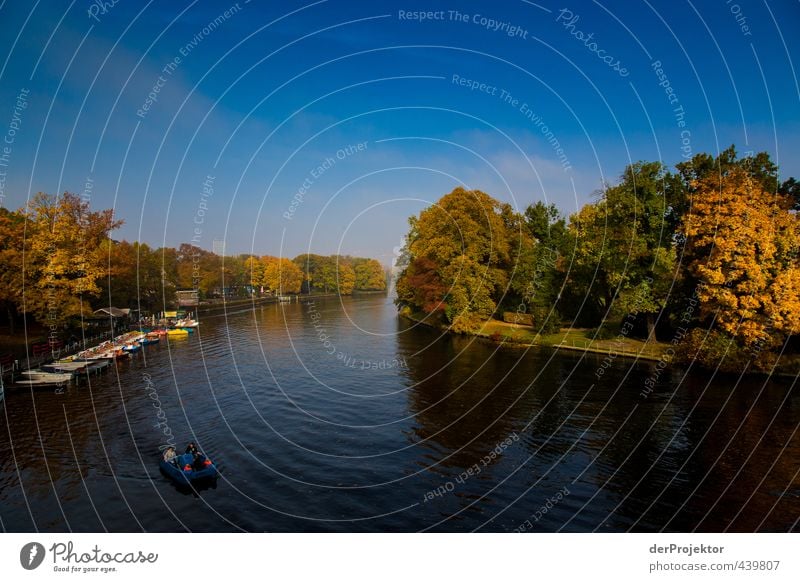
[477,319,667,360]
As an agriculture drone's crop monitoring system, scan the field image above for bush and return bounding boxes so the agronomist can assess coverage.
[674,328,749,373]
[587,320,620,340]
[503,311,533,326]
[530,306,561,335]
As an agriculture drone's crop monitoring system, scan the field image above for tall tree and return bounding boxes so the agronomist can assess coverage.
[336,260,356,295]
[244,255,265,292]
[0,207,26,333]
[23,192,121,327]
[176,243,221,297]
[567,162,676,335]
[682,166,800,347]
[514,202,567,329]
[262,256,304,294]
[396,187,513,332]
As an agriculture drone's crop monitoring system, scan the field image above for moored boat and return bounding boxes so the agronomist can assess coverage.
[20,370,74,383]
[166,328,189,338]
[14,378,69,388]
[43,361,90,372]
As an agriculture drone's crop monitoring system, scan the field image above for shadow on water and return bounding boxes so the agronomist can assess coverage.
[0,295,798,532]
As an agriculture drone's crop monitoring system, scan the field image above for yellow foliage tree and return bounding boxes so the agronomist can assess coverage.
[261,256,303,295]
[682,167,800,347]
[23,193,121,326]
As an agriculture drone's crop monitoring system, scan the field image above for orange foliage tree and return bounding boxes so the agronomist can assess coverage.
[682,167,800,347]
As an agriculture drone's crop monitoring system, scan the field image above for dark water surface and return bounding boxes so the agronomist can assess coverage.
[1,296,798,532]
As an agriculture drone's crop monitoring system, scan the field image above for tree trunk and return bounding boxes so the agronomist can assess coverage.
[6,305,14,336]
[645,312,655,340]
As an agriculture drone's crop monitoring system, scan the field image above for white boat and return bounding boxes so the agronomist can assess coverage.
[14,378,69,388]
[44,361,90,372]
[20,370,74,383]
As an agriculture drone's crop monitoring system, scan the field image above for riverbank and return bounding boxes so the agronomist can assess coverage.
[401,310,800,376]
[477,319,667,361]
[402,311,666,362]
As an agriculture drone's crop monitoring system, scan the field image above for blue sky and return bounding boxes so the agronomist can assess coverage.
[0,0,798,264]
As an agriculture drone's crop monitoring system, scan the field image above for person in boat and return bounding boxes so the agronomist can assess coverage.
[162,447,177,464]
[184,442,207,470]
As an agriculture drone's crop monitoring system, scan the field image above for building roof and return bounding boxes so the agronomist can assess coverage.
[93,307,131,318]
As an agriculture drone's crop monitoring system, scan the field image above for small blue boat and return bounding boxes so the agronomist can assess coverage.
[159,445,217,484]
[139,337,160,346]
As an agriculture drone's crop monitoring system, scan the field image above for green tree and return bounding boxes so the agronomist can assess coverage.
[514,202,567,331]
[567,162,676,336]
[396,187,513,333]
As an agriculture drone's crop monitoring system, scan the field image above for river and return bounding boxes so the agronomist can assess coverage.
[1,295,798,532]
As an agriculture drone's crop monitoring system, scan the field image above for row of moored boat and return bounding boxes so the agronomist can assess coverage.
[11,319,199,388]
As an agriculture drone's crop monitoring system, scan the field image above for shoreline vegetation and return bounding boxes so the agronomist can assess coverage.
[394,146,800,376]
[0,192,387,358]
[401,310,800,377]
[402,309,665,361]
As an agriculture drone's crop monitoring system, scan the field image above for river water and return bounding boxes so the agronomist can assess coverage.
[1,295,798,532]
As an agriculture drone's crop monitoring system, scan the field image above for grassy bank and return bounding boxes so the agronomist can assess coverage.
[402,310,669,362]
[402,311,800,375]
[476,319,667,361]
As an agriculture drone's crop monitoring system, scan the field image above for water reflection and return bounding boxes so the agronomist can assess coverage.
[0,295,797,532]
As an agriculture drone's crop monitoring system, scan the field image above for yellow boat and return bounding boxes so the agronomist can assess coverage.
[166,328,189,338]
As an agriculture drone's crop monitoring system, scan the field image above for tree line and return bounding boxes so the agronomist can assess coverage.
[395,146,800,372]
[0,192,386,334]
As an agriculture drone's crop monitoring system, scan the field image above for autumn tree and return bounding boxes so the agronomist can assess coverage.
[681,166,800,348]
[353,258,386,291]
[292,254,362,295]
[98,241,178,312]
[262,256,304,295]
[396,187,513,333]
[0,207,25,333]
[176,243,221,297]
[157,246,179,309]
[294,253,330,293]
[243,255,265,291]
[395,256,447,315]
[220,254,247,296]
[336,260,356,295]
[23,192,121,327]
